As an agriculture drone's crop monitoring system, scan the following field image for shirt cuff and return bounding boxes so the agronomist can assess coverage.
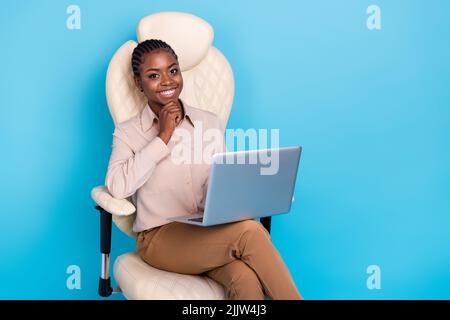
[142,136,171,164]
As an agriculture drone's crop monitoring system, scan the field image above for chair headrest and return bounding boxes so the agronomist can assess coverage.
[137,11,214,71]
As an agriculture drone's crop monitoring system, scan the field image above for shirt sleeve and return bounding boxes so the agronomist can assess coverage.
[105,126,170,199]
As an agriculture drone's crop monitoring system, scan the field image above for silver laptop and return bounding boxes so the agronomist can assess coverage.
[167,146,302,227]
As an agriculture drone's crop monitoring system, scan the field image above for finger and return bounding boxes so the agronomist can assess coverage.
[159,108,179,117]
[163,101,181,109]
[166,107,182,113]
[162,101,178,109]
[167,110,183,118]
[167,112,177,120]
[162,106,181,114]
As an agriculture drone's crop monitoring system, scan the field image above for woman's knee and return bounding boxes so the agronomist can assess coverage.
[234,219,264,233]
[233,219,271,240]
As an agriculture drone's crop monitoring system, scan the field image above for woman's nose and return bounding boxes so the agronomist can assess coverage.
[161,73,175,85]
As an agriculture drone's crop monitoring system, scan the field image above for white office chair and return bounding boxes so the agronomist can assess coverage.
[91,11,272,300]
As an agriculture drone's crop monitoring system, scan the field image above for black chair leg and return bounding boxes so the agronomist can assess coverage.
[95,205,113,297]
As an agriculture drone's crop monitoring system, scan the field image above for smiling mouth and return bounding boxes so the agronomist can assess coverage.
[158,87,178,98]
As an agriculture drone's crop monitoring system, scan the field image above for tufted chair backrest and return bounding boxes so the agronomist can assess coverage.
[105,12,234,237]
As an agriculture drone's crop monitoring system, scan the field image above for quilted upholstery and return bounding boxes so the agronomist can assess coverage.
[90,11,235,299]
[137,12,213,71]
[105,40,146,126]
[114,253,226,300]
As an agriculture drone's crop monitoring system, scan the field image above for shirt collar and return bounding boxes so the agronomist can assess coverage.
[140,98,195,132]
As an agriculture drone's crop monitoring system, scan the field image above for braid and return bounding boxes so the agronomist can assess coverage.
[131,39,178,77]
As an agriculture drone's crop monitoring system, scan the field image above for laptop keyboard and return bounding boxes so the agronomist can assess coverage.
[188,217,204,222]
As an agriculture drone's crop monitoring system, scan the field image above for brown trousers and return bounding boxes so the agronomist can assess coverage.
[136,219,302,300]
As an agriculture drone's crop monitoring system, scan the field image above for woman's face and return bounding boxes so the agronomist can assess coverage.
[134,49,183,108]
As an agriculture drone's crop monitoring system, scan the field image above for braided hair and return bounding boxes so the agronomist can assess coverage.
[131,39,178,77]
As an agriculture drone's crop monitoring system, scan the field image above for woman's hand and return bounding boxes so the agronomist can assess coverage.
[157,101,182,144]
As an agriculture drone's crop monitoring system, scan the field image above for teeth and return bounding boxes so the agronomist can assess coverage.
[160,89,175,96]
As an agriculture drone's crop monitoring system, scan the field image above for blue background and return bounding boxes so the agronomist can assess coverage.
[1,0,449,299]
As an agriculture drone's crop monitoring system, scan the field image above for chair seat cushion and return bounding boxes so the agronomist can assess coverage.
[114,252,226,300]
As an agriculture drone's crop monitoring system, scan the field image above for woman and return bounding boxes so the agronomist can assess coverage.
[105,39,302,300]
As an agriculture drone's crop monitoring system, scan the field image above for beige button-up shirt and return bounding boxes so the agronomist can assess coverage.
[105,99,226,232]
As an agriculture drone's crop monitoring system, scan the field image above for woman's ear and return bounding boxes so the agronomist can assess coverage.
[134,76,143,92]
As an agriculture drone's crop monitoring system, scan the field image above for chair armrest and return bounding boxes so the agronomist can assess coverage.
[91,185,136,216]
[91,185,135,298]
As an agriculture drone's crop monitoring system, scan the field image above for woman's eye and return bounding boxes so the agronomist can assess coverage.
[148,74,159,79]
[170,68,178,74]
